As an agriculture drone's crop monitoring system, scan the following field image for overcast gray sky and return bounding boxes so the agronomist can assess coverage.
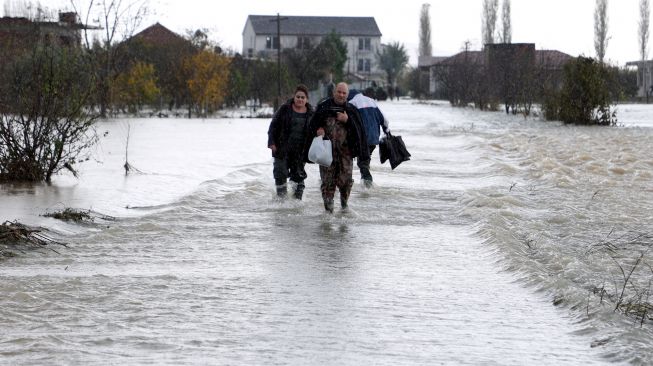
[26,0,649,66]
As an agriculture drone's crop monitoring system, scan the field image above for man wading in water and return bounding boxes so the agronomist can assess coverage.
[308,82,369,212]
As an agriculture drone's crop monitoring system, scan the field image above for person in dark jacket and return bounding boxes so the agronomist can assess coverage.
[307,82,369,212]
[347,88,390,188]
[267,84,314,199]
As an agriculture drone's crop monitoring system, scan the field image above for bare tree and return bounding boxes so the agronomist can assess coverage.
[640,0,650,102]
[500,0,512,43]
[640,0,650,61]
[482,0,499,46]
[68,0,150,116]
[69,0,150,49]
[594,0,609,63]
[419,3,432,57]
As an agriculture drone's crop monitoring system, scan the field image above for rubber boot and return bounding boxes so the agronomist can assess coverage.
[359,157,373,187]
[340,183,352,210]
[293,184,304,200]
[276,184,287,198]
[324,198,334,213]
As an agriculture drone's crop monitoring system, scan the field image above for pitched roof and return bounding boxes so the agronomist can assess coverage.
[438,51,486,66]
[436,49,573,68]
[245,15,381,37]
[418,55,448,68]
[132,22,186,44]
[535,50,573,67]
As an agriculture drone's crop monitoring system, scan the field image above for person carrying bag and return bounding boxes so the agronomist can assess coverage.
[308,136,332,167]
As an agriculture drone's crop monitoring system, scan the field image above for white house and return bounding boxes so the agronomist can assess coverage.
[242,15,384,90]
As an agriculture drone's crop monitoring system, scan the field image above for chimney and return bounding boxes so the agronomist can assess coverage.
[59,12,77,25]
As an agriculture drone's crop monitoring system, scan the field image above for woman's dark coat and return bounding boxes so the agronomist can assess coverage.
[267,98,314,159]
[304,98,370,163]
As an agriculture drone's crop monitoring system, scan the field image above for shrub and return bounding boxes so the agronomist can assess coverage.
[0,43,99,182]
[543,56,617,126]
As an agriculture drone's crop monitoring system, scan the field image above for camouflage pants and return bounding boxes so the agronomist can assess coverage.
[320,118,353,207]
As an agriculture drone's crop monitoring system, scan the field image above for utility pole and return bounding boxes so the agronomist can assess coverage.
[270,13,288,111]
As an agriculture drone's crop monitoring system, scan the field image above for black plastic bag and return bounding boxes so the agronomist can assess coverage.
[379,133,411,170]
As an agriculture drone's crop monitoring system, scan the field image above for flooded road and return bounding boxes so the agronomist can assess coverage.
[2,101,652,364]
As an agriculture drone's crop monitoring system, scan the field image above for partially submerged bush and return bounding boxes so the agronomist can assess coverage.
[542,56,617,125]
[0,42,99,183]
[0,220,66,258]
[43,208,93,222]
[42,208,115,223]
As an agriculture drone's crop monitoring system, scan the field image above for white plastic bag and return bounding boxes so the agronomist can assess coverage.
[308,136,332,167]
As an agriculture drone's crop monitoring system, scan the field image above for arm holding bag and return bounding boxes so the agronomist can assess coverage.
[308,136,333,167]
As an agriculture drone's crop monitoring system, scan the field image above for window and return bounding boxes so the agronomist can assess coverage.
[266,36,279,49]
[297,37,311,49]
[247,48,253,58]
[358,38,371,51]
[357,58,371,72]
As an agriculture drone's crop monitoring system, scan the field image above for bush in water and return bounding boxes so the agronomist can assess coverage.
[0,42,99,183]
[543,56,617,126]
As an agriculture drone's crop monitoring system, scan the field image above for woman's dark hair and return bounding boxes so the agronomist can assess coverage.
[295,84,309,98]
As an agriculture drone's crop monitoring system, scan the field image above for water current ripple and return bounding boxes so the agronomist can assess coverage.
[3,101,652,364]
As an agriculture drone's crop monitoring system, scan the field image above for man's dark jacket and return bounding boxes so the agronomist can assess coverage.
[267,98,314,159]
[305,98,370,163]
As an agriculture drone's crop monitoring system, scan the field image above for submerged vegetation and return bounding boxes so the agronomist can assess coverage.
[586,231,653,326]
[42,208,93,222]
[0,221,67,259]
[42,207,116,223]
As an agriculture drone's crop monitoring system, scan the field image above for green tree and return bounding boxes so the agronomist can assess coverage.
[377,42,409,100]
[282,37,349,90]
[544,56,616,125]
[320,31,348,82]
[225,62,249,107]
[114,61,160,113]
[0,43,99,182]
[398,66,425,99]
[118,32,196,111]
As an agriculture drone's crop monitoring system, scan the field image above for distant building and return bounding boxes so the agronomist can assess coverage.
[625,60,653,99]
[418,55,448,96]
[0,12,86,50]
[118,23,196,110]
[242,15,384,89]
[0,12,94,74]
[420,44,573,96]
